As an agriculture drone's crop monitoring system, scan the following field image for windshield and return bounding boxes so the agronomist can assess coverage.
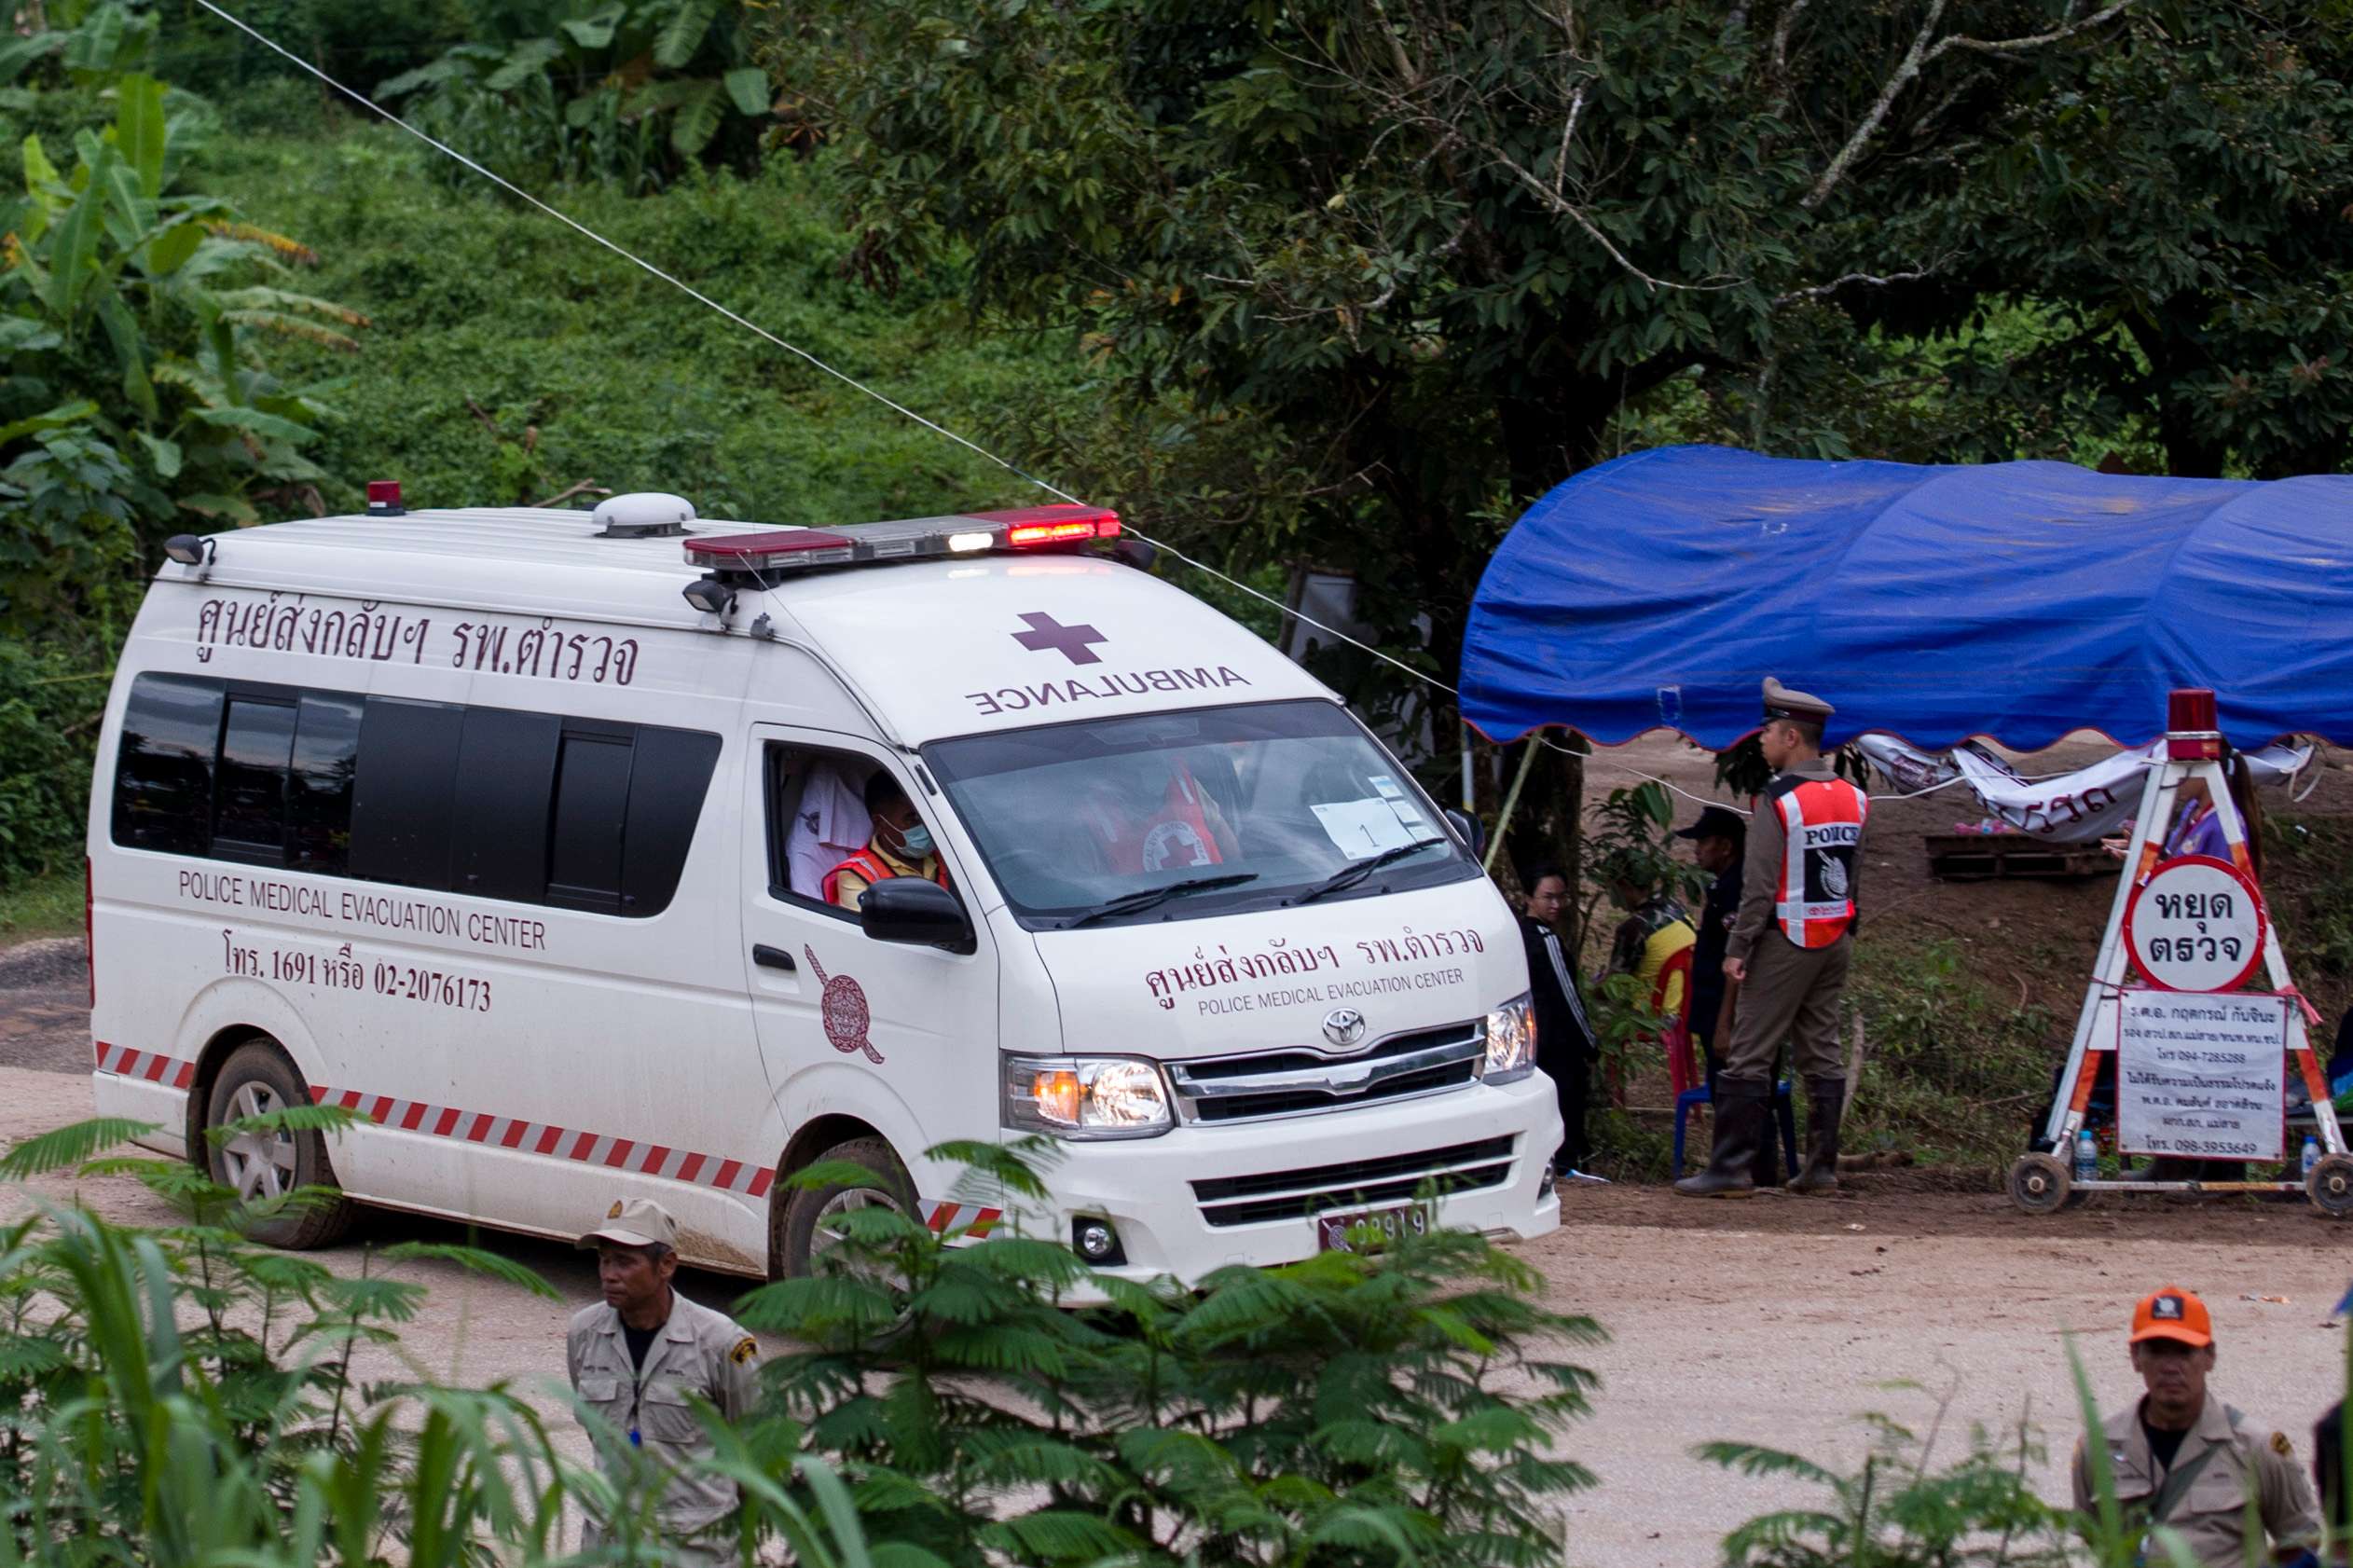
[923,700,1471,928]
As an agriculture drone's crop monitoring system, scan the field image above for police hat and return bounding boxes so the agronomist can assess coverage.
[1762,676,1836,724]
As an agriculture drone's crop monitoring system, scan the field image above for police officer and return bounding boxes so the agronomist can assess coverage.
[1676,678,1866,1198]
[2070,1285,2320,1567]
[568,1198,764,1562]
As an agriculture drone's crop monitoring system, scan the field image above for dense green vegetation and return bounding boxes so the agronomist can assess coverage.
[0,1119,1611,1567]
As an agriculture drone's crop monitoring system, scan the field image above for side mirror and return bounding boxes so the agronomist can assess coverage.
[1445,807,1486,862]
[860,877,975,953]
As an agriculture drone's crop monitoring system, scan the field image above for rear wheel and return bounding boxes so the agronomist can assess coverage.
[774,1135,915,1279]
[204,1039,355,1248]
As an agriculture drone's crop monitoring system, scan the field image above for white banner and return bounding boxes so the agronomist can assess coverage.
[2115,989,2289,1162]
[1857,736,2311,843]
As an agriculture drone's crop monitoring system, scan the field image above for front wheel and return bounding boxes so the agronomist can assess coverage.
[204,1039,355,1248]
[773,1135,915,1279]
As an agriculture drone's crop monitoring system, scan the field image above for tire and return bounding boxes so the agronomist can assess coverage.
[2307,1152,2353,1219]
[774,1135,915,1279]
[203,1039,355,1249]
[2006,1152,2072,1216]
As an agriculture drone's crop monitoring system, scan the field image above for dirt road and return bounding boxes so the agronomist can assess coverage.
[7,899,2353,1565]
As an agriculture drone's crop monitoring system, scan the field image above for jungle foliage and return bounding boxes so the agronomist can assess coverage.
[760,0,2353,724]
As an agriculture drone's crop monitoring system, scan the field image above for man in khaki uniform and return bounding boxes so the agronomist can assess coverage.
[1677,678,1867,1198]
[2071,1285,2320,1567]
[568,1197,763,1562]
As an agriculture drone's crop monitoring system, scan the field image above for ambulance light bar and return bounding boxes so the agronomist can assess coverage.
[683,504,1120,576]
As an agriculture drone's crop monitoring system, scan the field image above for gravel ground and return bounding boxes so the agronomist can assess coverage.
[0,938,89,1074]
[11,877,2353,1564]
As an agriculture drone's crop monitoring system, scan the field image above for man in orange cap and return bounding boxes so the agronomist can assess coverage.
[2071,1285,2320,1566]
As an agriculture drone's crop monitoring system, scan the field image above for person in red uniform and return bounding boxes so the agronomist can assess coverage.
[1676,678,1868,1199]
[825,772,947,910]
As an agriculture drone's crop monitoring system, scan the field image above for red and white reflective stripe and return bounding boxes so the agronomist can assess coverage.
[308,1084,775,1199]
[92,1040,195,1090]
[921,1200,1001,1238]
[1772,779,1866,948]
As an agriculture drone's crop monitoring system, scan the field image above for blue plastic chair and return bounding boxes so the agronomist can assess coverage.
[1672,1078,1802,1179]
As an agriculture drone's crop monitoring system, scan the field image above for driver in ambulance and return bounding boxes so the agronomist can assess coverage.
[825,772,949,910]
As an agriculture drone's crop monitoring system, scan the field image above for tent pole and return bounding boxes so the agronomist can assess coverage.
[1460,723,1475,813]
[1483,736,1541,873]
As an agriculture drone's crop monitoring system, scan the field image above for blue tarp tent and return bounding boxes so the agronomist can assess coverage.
[1459,445,2353,751]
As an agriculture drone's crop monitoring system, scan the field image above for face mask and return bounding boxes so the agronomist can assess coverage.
[896,824,934,859]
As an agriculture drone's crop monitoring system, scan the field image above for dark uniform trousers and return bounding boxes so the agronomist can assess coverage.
[1721,928,1851,1084]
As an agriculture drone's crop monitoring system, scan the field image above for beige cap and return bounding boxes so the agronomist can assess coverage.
[1762,676,1836,723]
[578,1196,678,1251]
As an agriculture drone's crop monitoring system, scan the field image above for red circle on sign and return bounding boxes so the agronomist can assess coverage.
[2123,853,2267,994]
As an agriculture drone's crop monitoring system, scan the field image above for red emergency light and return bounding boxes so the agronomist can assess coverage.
[2166,687,2222,760]
[681,504,1122,576]
[365,479,405,516]
[965,505,1123,547]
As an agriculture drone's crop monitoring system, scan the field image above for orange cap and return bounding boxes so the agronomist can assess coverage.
[2129,1285,2213,1348]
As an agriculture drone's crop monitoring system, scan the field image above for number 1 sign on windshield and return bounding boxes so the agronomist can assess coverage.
[2124,854,2266,993]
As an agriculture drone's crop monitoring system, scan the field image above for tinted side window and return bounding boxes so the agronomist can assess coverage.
[624,726,721,914]
[112,675,225,854]
[287,692,364,873]
[451,708,559,902]
[546,731,633,911]
[212,697,297,861]
[106,669,716,919]
[348,698,465,890]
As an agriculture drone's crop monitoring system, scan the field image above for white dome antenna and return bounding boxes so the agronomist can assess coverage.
[592,491,696,539]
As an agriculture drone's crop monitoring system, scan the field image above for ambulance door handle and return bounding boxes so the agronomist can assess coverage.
[751,944,796,973]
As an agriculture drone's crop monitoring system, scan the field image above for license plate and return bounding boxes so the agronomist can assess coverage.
[1315,1203,1430,1254]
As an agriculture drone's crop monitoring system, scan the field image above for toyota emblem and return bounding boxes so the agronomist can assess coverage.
[1322,1008,1367,1048]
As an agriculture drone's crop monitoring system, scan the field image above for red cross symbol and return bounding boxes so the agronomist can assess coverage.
[1011,612,1108,666]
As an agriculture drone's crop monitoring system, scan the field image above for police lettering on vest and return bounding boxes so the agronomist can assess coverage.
[1768,776,1868,947]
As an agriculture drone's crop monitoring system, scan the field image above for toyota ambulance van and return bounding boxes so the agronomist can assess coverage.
[87,490,1561,1285]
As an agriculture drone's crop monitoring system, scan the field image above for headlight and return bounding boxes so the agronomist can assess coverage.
[1482,992,1537,1084]
[1001,1054,1173,1139]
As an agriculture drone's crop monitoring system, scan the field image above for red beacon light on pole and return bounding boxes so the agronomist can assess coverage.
[2166,687,2222,760]
[365,479,405,516]
[681,504,1121,580]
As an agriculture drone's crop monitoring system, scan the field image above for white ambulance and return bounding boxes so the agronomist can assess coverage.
[86,489,1561,1285]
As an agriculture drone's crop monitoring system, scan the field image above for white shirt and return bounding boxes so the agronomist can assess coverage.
[786,762,874,899]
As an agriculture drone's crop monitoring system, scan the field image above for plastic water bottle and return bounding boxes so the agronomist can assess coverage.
[2304,1135,2321,1180]
[2074,1129,2098,1184]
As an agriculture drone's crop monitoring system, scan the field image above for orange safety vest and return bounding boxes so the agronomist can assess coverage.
[822,846,948,907]
[1090,765,1225,876]
[1768,774,1868,947]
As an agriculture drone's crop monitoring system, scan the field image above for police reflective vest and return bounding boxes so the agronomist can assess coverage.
[1768,774,1868,947]
[821,847,948,906]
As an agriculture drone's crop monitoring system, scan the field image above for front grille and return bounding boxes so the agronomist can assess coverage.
[1190,1135,1516,1228]
[1167,1021,1484,1125]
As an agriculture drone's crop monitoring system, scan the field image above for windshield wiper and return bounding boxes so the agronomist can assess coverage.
[1287,838,1449,906]
[1061,873,1260,928]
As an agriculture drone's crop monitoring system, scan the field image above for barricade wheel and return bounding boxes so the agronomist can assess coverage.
[2007,1152,2071,1216]
[2306,1153,2353,1219]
